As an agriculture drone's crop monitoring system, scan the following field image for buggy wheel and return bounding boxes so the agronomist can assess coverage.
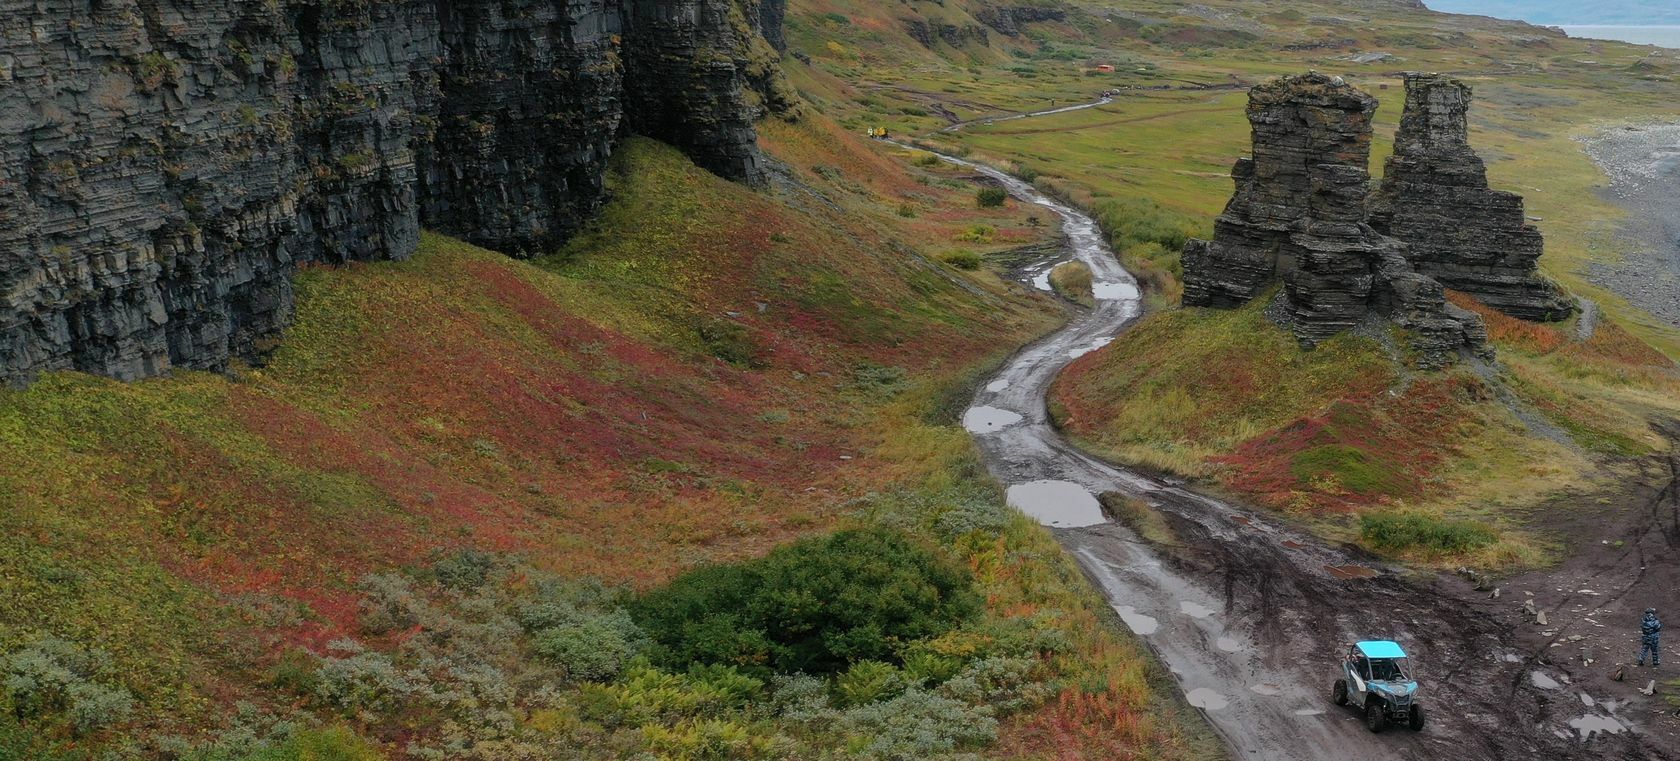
[1365,700,1386,733]
[1408,705,1425,731]
[1332,679,1348,706]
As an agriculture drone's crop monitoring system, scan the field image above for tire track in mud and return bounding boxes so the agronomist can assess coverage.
[899,101,1671,759]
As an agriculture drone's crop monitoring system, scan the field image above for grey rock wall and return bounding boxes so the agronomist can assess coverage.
[0,0,787,386]
[1370,73,1574,321]
[1182,73,1489,369]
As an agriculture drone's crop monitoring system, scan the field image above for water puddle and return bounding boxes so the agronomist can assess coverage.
[1091,281,1141,300]
[1250,683,1283,697]
[985,379,1010,393]
[1217,636,1244,653]
[1294,708,1326,717]
[1067,337,1114,359]
[1581,693,1595,707]
[963,406,1023,434]
[1567,714,1626,739]
[1032,270,1053,291]
[1116,605,1160,635]
[1185,688,1229,710]
[1324,564,1380,580]
[1531,671,1560,690]
[1006,479,1107,528]
[1179,601,1216,619]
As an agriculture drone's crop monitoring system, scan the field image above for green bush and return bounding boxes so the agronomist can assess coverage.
[913,153,943,168]
[1,638,133,736]
[1359,511,1498,555]
[838,688,997,759]
[632,528,981,676]
[938,249,982,270]
[833,660,906,707]
[532,610,645,681]
[975,187,1008,208]
[431,548,495,589]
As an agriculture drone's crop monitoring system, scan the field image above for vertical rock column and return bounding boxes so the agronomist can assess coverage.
[1370,73,1574,321]
[1181,73,1488,368]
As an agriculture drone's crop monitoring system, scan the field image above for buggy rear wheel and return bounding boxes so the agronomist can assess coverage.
[1332,679,1348,706]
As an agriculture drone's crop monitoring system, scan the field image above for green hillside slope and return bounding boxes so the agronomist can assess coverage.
[0,124,1214,758]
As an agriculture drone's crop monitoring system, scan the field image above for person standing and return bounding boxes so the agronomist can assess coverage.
[1636,608,1662,667]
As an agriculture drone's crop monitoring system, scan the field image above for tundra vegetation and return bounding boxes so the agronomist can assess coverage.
[0,113,1211,757]
[791,0,1680,568]
[9,0,1680,756]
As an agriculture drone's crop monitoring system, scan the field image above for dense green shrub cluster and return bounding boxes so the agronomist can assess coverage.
[975,187,1009,208]
[1,638,133,737]
[631,528,982,676]
[1359,511,1499,555]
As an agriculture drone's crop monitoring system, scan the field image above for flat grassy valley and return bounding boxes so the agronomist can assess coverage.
[7,0,1680,758]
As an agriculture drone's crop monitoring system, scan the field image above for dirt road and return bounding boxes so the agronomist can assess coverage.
[920,138,1674,759]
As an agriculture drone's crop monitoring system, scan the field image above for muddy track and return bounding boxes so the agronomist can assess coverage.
[905,105,1671,758]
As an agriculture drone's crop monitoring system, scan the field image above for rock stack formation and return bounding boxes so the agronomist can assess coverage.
[0,0,792,386]
[1370,73,1574,321]
[1182,73,1489,369]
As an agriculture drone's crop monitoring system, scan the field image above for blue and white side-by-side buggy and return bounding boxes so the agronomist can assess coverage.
[1332,640,1425,733]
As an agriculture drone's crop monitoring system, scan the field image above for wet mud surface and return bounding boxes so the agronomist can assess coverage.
[924,121,1678,759]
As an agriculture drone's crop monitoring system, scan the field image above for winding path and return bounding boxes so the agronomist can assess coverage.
[905,106,1668,759]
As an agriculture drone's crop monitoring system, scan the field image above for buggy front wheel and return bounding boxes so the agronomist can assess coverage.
[1408,705,1425,731]
[1366,701,1386,733]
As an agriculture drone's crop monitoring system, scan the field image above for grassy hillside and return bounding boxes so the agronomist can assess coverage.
[782,0,1680,567]
[0,124,1215,757]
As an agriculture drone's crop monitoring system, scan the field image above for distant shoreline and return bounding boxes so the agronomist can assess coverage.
[1554,25,1680,47]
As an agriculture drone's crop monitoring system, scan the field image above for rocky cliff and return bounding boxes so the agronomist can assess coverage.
[1370,73,1574,321]
[1182,73,1489,369]
[0,0,789,386]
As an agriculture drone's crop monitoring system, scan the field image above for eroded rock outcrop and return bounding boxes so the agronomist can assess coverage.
[1182,73,1488,369]
[0,0,788,386]
[975,5,1068,37]
[1370,73,1574,321]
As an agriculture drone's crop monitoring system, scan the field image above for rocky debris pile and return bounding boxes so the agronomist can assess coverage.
[1182,73,1489,368]
[0,0,792,386]
[1370,73,1574,321]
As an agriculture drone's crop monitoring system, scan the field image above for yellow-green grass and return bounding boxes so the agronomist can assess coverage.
[1049,260,1095,306]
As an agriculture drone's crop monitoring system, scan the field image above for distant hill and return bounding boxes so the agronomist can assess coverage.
[1426,0,1680,25]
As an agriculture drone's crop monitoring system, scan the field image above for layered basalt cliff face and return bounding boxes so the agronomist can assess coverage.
[1182,73,1489,369]
[1370,73,1574,321]
[0,0,789,386]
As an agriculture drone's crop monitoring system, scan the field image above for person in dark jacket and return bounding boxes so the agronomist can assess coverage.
[1637,608,1662,667]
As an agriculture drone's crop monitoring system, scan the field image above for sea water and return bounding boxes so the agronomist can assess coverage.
[1557,26,1680,48]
